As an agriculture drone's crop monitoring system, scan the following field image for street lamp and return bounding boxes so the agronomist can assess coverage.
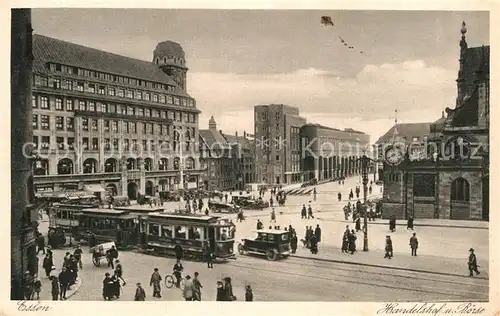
[173,127,185,191]
[357,153,374,252]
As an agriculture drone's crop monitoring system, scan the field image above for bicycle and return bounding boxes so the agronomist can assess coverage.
[164,274,186,290]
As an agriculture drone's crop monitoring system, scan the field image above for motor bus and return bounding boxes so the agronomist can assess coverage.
[142,211,236,260]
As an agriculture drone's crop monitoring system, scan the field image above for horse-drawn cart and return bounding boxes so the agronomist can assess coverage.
[90,241,116,267]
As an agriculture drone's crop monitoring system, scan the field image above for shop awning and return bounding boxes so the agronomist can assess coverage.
[84,184,106,193]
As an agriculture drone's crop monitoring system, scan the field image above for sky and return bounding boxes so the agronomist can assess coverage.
[31,9,489,142]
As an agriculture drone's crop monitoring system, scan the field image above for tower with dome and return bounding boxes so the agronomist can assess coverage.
[153,40,189,92]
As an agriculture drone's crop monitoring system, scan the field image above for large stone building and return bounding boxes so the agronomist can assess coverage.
[11,8,39,299]
[254,104,306,185]
[224,131,255,190]
[199,116,238,191]
[300,124,370,182]
[31,35,205,199]
[379,22,489,221]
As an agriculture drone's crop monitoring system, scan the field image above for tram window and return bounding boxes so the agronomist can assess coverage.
[57,210,62,218]
[281,234,289,241]
[268,234,275,242]
[174,226,186,239]
[161,225,172,237]
[219,229,228,241]
[126,219,135,229]
[149,224,160,236]
[193,227,202,240]
[257,233,267,241]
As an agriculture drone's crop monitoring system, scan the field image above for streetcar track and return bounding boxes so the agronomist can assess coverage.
[227,260,485,300]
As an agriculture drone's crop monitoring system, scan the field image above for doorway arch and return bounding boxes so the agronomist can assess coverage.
[127,182,138,200]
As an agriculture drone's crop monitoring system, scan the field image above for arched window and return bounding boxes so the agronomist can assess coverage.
[104,158,117,173]
[158,158,168,171]
[127,158,136,170]
[57,158,74,175]
[83,158,98,174]
[144,158,153,171]
[163,57,167,64]
[173,157,180,170]
[451,177,470,201]
[186,157,195,170]
[155,57,160,65]
[33,159,49,176]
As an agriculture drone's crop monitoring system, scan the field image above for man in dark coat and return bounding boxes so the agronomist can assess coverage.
[409,232,418,256]
[355,216,361,232]
[384,236,393,259]
[106,245,118,269]
[290,234,298,254]
[216,281,225,301]
[245,285,253,301]
[256,219,263,230]
[58,267,70,300]
[301,205,307,219]
[36,233,45,255]
[338,192,342,202]
[348,230,357,254]
[349,189,353,200]
[307,205,314,219]
[389,215,396,232]
[341,231,349,253]
[309,235,318,254]
[468,248,480,276]
[42,253,53,277]
[407,216,414,230]
[102,272,112,300]
[135,283,146,301]
[50,276,59,301]
[314,224,322,243]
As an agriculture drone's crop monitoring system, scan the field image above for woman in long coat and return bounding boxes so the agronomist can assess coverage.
[389,215,396,232]
[341,232,349,253]
[348,230,357,254]
[355,216,361,232]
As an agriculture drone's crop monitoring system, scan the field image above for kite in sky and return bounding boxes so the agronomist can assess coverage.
[321,16,366,55]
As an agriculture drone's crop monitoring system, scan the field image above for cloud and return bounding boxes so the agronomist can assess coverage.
[190,60,457,142]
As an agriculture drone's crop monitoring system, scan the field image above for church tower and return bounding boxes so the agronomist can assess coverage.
[153,40,188,92]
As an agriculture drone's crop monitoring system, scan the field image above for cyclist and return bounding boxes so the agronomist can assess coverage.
[172,260,184,288]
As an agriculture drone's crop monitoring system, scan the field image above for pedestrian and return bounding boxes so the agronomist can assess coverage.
[74,245,83,269]
[110,271,121,299]
[36,233,45,255]
[384,235,393,259]
[301,205,307,219]
[193,272,203,301]
[216,281,225,301]
[224,194,228,203]
[307,204,314,219]
[355,216,361,232]
[50,275,59,301]
[341,231,349,253]
[42,253,54,277]
[58,267,70,300]
[106,245,118,269]
[134,282,146,301]
[369,185,372,195]
[355,187,360,199]
[102,272,112,300]
[310,235,318,254]
[314,224,322,243]
[348,230,357,254]
[409,233,418,256]
[115,259,126,285]
[207,249,215,269]
[349,189,353,200]
[389,215,396,232]
[269,197,274,208]
[223,277,235,301]
[33,276,41,300]
[338,192,342,202]
[407,216,414,230]
[304,226,311,248]
[313,188,317,201]
[468,248,480,277]
[290,234,298,254]
[256,219,263,230]
[150,268,162,298]
[245,285,253,301]
[183,275,194,301]
[270,208,276,223]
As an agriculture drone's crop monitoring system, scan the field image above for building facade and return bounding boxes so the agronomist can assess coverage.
[31,35,204,200]
[11,9,39,299]
[254,104,306,185]
[224,131,255,190]
[300,124,370,182]
[379,22,489,221]
[199,116,238,191]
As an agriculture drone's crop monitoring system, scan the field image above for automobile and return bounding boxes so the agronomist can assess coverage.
[110,196,131,207]
[232,195,269,210]
[237,229,291,261]
[208,200,240,213]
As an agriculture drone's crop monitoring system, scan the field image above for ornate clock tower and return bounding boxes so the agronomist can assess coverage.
[381,111,407,219]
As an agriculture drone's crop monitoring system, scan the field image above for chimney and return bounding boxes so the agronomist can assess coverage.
[244,131,247,138]
[235,131,238,137]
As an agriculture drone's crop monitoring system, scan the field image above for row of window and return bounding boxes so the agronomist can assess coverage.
[34,74,195,108]
[32,135,193,152]
[32,95,198,123]
[33,114,196,137]
[48,63,176,92]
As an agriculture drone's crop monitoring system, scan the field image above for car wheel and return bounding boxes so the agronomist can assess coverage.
[266,249,278,261]
[238,244,245,255]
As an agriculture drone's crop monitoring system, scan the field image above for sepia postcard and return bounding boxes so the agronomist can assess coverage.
[2,1,498,316]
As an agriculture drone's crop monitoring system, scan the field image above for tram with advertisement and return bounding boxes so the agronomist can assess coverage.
[143,211,236,260]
